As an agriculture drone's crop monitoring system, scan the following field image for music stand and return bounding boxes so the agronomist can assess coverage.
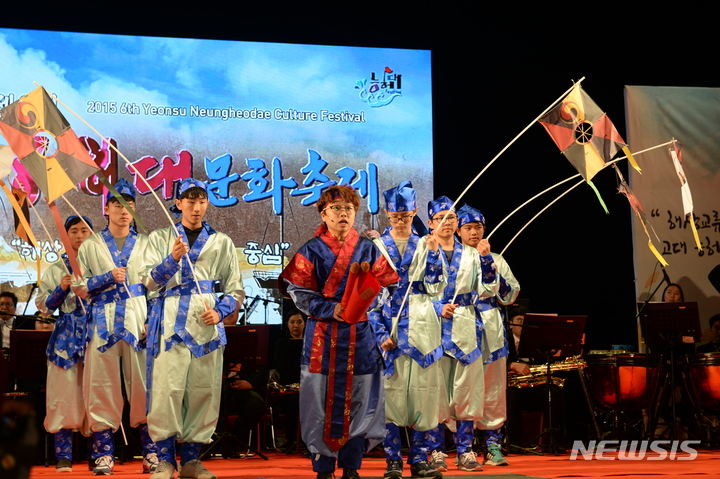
[517,314,586,454]
[201,326,269,461]
[639,302,701,441]
[639,302,701,347]
[518,314,586,358]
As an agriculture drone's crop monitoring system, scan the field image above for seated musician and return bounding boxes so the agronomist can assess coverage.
[506,305,564,447]
[696,314,720,353]
[221,320,268,453]
[272,308,305,453]
[223,360,267,448]
[34,311,55,332]
[647,283,695,357]
[0,292,18,351]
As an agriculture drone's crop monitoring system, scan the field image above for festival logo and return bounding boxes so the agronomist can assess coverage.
[356,67,402,108]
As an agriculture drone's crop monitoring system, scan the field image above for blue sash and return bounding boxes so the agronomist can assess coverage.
[473,293,509,364]
[438,239,482,365]
[46,255,88,369]
[380,232,444,372]
[147,223,227,359]
[90,227,145,352]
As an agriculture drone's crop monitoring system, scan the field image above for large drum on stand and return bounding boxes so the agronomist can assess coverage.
[584,353,664,438]
[684,352,720,444]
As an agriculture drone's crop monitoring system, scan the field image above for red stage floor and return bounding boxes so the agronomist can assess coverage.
[28,448,720,478]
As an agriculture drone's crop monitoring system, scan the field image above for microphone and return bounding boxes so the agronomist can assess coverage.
[660,264,671,285]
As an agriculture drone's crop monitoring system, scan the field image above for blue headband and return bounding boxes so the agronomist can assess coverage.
[456,204,486,227]
[383,180,417,212]
[175,178,207,199]
[169,178,208,217]
[107,178,136,202]
[427,196,454,219]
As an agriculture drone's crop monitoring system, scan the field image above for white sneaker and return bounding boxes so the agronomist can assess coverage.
[430,449,448,472]
[143,452,160,473]
[150,461,176,479]
[93,455,115,475]
[179,459,216,479]
[457,450,482,471]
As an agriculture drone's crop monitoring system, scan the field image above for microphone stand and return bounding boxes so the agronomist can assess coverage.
[503,305,542,456]
[636,262,670,440]
[22,283,39,315]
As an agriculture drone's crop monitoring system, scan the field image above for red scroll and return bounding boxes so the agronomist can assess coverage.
[340,262,381,324]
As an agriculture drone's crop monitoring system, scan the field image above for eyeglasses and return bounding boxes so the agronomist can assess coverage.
[431,214,457,222]
[324,205,356,214]
[388,215,414,224]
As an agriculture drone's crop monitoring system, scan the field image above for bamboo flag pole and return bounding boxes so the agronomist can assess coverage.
[40,84,210,310]
[487,173,582,241]
[22,194,89,314]
[603,140,674,166]
[433,77,586,234]
[62,194,136,313]
[42,86,178,229]
[26,199,88,315]
[489,140,675,247]
[63,194,143,450]
[500,179,585,256]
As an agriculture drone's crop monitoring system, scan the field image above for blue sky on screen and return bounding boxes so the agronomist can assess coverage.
[0,28,432,161]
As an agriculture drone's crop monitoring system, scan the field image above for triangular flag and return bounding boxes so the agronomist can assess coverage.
[0,87,99,202]
[539,85,627,181]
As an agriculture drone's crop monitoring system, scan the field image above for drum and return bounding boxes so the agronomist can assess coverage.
[584,353,663,410]
[684,352,720,411]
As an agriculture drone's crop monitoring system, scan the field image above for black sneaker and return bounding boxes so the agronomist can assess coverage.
[56,458,72,472]
[410,461,442,478]
[342,469,361,479]
[316,473,336,479]
[384,459,403,479]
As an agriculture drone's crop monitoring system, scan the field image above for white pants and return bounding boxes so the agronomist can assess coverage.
[147,344,223,443]
[83,334,148,432]
[45,361,85,433]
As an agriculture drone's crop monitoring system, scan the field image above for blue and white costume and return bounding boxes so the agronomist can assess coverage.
[458,204,520,446]
[75,180,155,461]
[142,178,244,468]
[427,197,486,455]
[37,242,89,462]
[368,181,447,467]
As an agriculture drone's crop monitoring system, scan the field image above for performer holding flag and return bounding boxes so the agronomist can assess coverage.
[75,179,157,475]
[36,215,94,473]
[423,197,486,473]
[456,204,519,467]
[368,181,446,479]
[142,178,244,479]
[279,185,400,479]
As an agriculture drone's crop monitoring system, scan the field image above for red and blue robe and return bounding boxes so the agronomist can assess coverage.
[279,225,399,457]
